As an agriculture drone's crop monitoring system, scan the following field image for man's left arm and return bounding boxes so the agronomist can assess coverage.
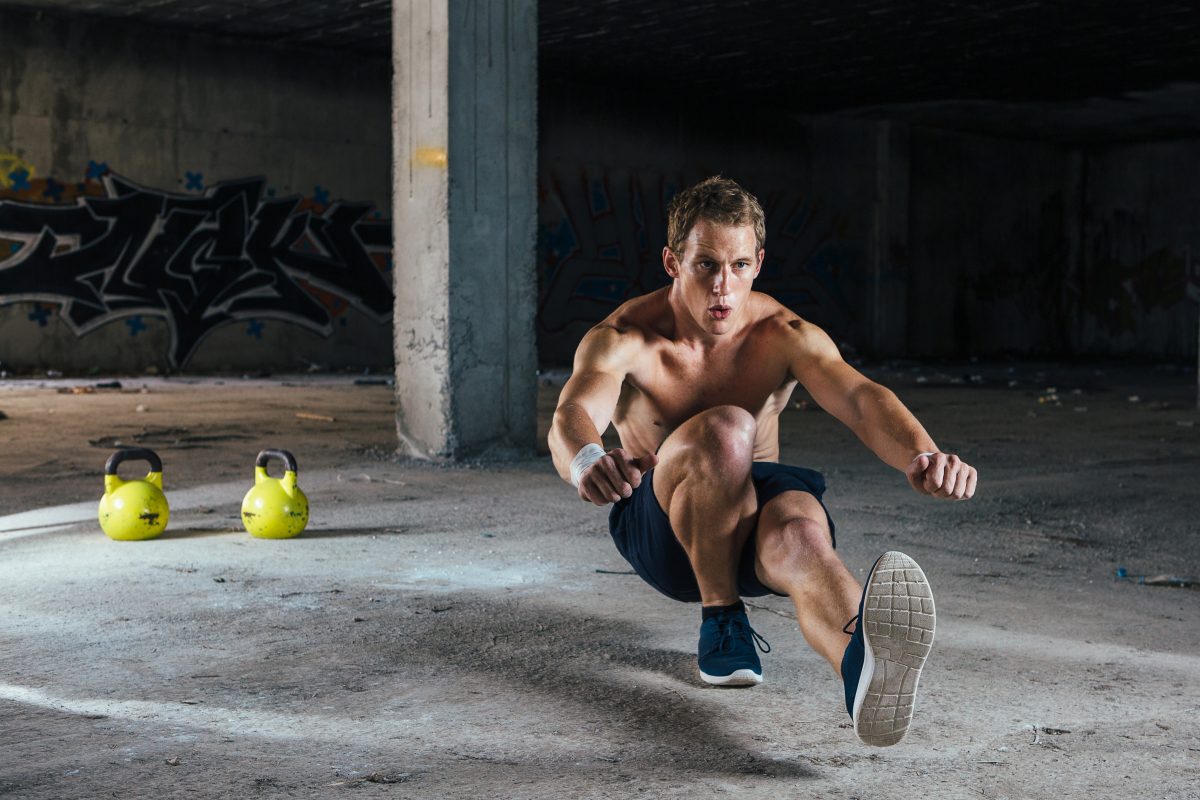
[788,321,978,500]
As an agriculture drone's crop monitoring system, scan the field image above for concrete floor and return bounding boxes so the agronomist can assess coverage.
[0,362,1198,799]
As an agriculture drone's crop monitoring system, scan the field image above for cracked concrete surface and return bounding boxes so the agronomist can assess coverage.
[0,363,1197,798]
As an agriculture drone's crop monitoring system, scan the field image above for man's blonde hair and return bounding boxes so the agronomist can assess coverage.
[666,176,766,254]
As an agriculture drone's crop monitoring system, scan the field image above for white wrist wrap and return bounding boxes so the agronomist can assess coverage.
[911,451,937,463]
[570,443,606,487]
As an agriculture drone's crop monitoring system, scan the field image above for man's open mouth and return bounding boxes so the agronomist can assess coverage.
[708,305,732,320]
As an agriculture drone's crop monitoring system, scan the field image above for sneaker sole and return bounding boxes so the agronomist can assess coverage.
[852,551,936,747]
[699,668,762,687]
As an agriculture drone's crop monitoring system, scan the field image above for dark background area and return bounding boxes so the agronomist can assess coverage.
[2,0,1199,367]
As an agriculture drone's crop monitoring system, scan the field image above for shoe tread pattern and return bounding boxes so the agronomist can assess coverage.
[857,551,935,746]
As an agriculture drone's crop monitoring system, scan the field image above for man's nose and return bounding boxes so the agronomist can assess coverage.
[713,266,732,293]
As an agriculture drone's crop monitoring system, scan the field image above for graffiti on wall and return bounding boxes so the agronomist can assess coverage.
[537,167,862,363]
[0,152,37,191]
[0,165,392,367]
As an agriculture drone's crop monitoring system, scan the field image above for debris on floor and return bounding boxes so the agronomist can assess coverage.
[328,772,412,788]
[1114,567,1197,588]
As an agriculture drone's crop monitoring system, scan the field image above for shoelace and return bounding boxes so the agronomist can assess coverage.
[712,615,772,655]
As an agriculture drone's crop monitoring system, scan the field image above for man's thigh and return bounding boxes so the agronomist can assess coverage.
[608,466,785,602]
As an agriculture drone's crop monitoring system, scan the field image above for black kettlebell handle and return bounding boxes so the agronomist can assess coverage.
[105,447,163,475]
[256,449,298,473]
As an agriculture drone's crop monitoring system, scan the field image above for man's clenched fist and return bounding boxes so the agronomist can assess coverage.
[578,448,660,506]
[906,452,977,500]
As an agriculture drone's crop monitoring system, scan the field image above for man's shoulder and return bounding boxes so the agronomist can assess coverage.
[747,293,835,358]
[580,320,643,353]
[576,294,664,370]
[749,292,810,338]
[595,290,668,340]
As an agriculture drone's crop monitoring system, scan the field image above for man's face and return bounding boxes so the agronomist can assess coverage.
[663,219,764,336]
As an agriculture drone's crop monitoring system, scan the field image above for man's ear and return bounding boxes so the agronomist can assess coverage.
[662,246,681,279]
[754,248,765,279]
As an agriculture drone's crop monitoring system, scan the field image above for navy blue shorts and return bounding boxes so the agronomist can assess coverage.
[608,462,835,603]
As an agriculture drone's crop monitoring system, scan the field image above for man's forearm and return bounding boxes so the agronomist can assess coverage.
[549,403,604,482]
[850,383,938,471]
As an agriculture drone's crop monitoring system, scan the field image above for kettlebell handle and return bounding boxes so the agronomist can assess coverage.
[255,449,298,473]
[105,447,163,476]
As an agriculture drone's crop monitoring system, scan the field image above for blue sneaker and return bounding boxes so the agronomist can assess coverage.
[840,551,936,746]
[698,604,771,686]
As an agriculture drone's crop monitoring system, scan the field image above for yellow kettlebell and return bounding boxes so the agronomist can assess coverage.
[98,448,169,540]
[241,449,308,538]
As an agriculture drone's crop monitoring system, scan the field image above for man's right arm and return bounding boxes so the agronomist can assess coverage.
[549,326,657,505]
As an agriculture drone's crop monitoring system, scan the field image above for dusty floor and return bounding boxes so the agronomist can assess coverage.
[0,361,1198,799]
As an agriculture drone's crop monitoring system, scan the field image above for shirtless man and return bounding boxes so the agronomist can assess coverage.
[548,176,977,747]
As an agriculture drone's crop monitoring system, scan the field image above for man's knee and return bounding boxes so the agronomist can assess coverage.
[759,516,835,575]
[655,405,757,514]
[686,405,756,468]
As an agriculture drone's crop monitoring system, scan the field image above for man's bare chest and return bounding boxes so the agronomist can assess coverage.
[620,346,792,428]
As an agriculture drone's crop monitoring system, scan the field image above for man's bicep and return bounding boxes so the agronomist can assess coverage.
[556,326,630,436]
[557,369,623,434]
[788,323,871,424]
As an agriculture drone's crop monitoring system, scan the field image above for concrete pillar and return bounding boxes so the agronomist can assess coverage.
[869,121,910,357]
[392,0,538,459]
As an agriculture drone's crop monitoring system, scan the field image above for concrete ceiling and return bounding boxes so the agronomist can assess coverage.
[3,0,1200,143]
[0,0,392,51]
[539,0,1200,144]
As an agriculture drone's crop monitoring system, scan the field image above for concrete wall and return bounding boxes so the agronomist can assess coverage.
[1079,139,1200,359]
[535,87,1095,364]
[0,9,393,374]
[9,5,1196,373]
[537,84,1200,364]
[907,129,1075,358]
[907,131,1200,360]
[537,86,880,365]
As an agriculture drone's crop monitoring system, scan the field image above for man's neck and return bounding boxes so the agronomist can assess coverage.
[665,285,747,350]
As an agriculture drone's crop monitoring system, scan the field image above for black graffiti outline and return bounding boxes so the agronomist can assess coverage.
[0,173,392,367]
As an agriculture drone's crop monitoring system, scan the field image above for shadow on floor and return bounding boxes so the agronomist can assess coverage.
[203,592,821,779]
